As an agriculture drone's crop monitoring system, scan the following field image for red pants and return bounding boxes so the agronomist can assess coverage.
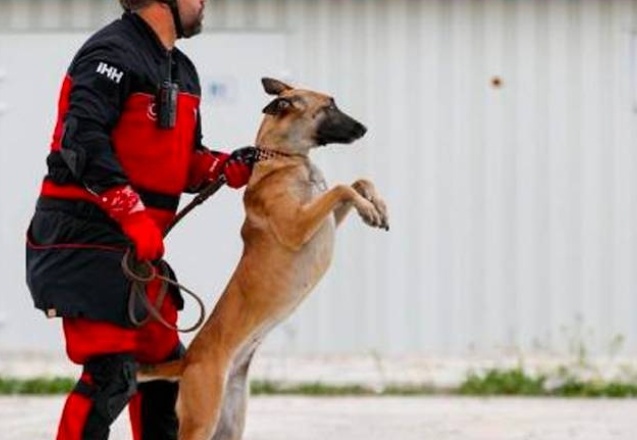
[56,279,180,440]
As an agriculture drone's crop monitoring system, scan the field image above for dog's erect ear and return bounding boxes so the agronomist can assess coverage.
[262,77,293,96]
[262,97,292,115]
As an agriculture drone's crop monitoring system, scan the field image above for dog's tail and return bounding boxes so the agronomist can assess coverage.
[137,359,184,383]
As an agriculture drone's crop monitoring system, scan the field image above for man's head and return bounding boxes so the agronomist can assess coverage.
[120,0,205,39]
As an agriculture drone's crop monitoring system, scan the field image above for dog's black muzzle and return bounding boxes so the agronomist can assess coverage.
[315,109,367,146]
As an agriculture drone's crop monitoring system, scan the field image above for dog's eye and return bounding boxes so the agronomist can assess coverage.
[326,100,338,111]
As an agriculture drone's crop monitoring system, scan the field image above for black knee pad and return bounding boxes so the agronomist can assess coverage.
[77,353,138,424]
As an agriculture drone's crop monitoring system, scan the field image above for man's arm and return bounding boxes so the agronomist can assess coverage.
[186,111,256,191]
[60,43,163,260]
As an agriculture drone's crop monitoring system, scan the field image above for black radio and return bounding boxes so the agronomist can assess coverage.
[156,51,178,129]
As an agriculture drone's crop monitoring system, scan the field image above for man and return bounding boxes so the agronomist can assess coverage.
[25,0,254,438]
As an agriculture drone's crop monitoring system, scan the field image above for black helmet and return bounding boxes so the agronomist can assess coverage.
[119,0,184,38]
[119,0,152,11]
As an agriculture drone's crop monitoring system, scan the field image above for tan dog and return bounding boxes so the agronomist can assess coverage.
[141,78,389,440]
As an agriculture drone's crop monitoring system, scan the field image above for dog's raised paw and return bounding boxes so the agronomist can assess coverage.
[355,198,382,227]
[372,198,389,231]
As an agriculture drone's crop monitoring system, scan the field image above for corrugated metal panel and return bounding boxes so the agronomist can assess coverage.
[2,0,637,357]
[274,0,637,357]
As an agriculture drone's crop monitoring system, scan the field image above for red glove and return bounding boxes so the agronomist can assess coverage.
[188,147,257,190]
[223,147,257,189]
[187,150,228,191]
[96,185,164,261]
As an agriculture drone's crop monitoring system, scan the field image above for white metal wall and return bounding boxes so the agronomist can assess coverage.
[2,0,637,357]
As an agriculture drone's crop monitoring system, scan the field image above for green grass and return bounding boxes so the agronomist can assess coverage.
[0,377,75,395]
[251,381,373,396]
[250,381,440,396]
[551,378,637,398]
[2,369,637,397]
[459,367,637,398]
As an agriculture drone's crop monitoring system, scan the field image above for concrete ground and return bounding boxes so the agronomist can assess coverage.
[3,352,637,439]
[2,395,637,440]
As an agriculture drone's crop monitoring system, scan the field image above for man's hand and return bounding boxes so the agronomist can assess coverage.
[188,150,226,190]
[223,147,257,188]
[119,211,164,261]
[97,185,164,260]
[188,147,257,191]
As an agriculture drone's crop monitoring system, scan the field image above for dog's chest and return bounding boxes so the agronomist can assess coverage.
[308,164,328,196]
[306,163,335,258]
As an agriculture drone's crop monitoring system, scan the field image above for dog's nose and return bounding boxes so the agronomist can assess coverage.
[355,123,367,138]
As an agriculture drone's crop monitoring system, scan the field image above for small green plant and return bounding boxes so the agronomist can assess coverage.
[459,368,546,396]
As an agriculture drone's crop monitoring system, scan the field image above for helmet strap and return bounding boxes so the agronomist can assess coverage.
[160,0,184,39]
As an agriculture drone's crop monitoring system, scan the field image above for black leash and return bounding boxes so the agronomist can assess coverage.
[122,148,292,332]
[164,176,226,236]
[123,177,226,333]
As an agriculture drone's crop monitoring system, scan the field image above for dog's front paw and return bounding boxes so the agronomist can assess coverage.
[352,180,389,231]
[369,195,389,231]
[354,197,388,230]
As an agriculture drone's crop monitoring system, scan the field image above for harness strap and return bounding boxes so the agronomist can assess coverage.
[159,0,184,38]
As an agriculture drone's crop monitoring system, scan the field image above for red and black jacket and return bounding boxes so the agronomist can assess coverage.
[43,11,204,230]
[27,12,208,325]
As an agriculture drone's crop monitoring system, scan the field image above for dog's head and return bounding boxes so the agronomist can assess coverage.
[256,78,367,154]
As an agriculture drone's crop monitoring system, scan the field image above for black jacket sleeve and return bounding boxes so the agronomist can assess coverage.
[61,43,131,194]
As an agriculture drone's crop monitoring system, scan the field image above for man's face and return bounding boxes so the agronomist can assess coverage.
[179,0,205,38]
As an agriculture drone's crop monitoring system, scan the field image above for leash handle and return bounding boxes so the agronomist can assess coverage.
[122,249,206,333]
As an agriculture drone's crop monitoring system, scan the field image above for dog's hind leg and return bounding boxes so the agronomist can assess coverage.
[175,358,229,440]
[210,348,257,440]
[176,283,264,440]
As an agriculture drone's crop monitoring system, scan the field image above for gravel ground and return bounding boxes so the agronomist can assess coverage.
[2,395,637,440]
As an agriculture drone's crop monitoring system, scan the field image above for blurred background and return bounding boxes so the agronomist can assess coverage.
[2,0,637,381]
